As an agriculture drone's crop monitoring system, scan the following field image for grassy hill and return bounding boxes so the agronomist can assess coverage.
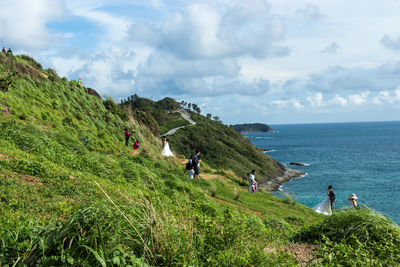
[122,96,284,183]
[1,52,400,266]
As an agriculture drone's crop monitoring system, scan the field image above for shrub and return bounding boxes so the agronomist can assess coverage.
[294,208,400,265]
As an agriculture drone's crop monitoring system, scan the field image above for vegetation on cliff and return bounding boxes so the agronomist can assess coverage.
[232,123,273,133]
[122,95,284,183]
[1,53,400,266]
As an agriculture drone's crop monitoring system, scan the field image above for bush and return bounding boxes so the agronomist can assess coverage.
[294,208,400,265]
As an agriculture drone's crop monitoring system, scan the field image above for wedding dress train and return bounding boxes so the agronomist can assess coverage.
[313,198,332,216]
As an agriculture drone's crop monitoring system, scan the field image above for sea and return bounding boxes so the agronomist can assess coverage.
[244,121,400,224]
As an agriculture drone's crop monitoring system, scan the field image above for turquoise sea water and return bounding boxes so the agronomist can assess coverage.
[245,121,400,224]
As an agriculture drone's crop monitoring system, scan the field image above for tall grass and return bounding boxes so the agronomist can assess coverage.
[294,208,400,265]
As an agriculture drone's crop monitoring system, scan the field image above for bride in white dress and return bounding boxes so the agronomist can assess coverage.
[161,137,174,156]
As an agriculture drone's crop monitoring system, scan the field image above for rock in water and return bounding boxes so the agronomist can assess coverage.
[289,162,306,166]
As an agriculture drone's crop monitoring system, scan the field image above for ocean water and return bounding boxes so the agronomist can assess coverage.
[244,121,400,224]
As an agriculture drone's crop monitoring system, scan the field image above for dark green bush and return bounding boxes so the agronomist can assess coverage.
[294,208,400,265]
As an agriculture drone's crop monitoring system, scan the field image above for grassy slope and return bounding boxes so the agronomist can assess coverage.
[122,96,285,183]
[168,113,284,182]
[0,53,324,265]
[1,53,399,266]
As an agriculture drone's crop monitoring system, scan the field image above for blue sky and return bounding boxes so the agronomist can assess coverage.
[1,0,400,124]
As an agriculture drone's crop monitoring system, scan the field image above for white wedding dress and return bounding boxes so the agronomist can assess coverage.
[161,142,174,156]
[313,199,332,216]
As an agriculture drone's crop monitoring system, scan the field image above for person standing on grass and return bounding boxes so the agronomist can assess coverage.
[124,128,130,146]
[192,150,201,179]
[1,47,6,53]
[249,170,258,193]
[348,193,358,208]
[328,185,336,210]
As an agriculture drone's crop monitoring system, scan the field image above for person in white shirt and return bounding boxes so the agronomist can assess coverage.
[189,166,195,179]
[249,170,258,193]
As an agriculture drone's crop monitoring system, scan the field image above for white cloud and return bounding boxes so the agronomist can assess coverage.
[348,91,369,105]
[270,98,303,109]
[307,92,324,108]
[329,94,347,107]
[295,3,324,20]
[0,0,65,49]
[321,42,340,54]
[372,88,400,104]
[50,46,138,98]
[65,0,131,42]
[380,34,400,51]
[129,0,290,60]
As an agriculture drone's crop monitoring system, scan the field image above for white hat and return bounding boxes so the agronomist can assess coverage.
[350,193,358,200]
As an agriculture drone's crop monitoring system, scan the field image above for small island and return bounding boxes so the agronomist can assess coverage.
[232,123,275,133]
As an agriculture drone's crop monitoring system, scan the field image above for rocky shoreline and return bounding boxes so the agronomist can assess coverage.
[261,167,305,191]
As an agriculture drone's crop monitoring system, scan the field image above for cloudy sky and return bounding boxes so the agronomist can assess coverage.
[1,0,400,124]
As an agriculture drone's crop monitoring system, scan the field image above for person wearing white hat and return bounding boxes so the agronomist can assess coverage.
[348,193,358,208]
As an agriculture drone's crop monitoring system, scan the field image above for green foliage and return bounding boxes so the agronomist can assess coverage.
[168,112,284,183]
[104,97,129,121]
[121,96,188,136]
[19,54,43,69]
[0,71,17,92]
[2,52,391,266]
[294,208,400,265]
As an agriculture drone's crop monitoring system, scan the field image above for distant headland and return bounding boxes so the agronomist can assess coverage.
[232,123,276,133]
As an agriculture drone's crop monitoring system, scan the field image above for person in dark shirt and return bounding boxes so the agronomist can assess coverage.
[328,185,336,210]
[1,47,6,53]
[192,149,201,179]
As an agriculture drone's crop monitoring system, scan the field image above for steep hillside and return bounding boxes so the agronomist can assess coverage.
[1,53,400,266]
[122,96,284,183]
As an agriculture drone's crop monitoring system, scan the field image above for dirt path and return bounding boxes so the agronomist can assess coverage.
[264,244,319,266]
[162,109,196,136]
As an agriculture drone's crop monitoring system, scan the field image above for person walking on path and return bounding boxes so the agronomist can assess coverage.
[328,185,336,211]
[249,170,258,193]
[192,150,201,179]
[124,128,131,146]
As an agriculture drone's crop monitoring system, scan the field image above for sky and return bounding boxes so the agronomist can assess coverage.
[1,0,400,124]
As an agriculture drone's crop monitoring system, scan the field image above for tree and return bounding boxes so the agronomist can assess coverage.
[213,116,220,121]
[188,103,192,109]
[192,103,198,111]
[195,107,201,114]
[206,113,212,119]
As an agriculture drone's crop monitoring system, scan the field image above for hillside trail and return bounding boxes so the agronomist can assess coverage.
[162,109,196,136]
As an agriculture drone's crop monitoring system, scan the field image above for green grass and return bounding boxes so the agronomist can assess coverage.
[294,208,400,265]
[1,52,398,266]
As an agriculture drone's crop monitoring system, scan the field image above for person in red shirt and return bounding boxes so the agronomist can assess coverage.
[125,128,130,146]
[133,140,140,150]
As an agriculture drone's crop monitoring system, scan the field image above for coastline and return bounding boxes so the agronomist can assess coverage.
[261,167,305,191]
